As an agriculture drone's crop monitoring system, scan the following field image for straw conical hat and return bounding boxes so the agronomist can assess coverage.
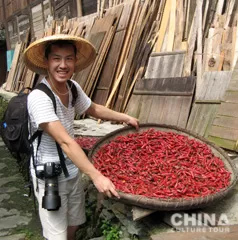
[23,34,96,75]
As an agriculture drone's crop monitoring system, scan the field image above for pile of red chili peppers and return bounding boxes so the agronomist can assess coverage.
[92,129,231,199]
[75,136,99,151]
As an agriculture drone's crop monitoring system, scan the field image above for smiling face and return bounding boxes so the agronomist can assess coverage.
[45,43,77,84]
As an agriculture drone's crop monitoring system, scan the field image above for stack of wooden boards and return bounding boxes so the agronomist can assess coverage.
[3,0,238,151]
[4,28,37,92]
[5,0,161,113]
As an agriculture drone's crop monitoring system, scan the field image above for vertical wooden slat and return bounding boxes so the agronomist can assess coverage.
[196,0,203,96]
[166,0,176,51]
[183,5,197,76]
[154,0,171,52]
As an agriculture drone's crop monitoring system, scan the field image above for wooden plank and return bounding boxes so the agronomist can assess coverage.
[166,0,176,51]
[209,28,223,71]
[202,0,209,32]
[112,1,143,112]
[205,59,238,150]
[112,0,140,89]
[183,4,197,76]
[122,35,157,113]
[186,103,219,137]
[104,62,127,109]
[55,0,69,10]
[143,95,166,123]
[217,102,238,118]
[177,96,194,127]
[196,71,232,101]
[114,0,152,112]
[196,0,203,96]
[212,0,225,25]
[224,0,236,29]
[11,60,25,92]
[81,13,116,92]
[224,91,238,104]
[207,135,236,150]
[232,25,238,70]
[223,28,233,71]
[154,0,171,52]
[204,28,217,71]
[126,94,142,119]
[134,77,195,95]
[122,66,144,112]
[208,125,238,142]
[5,42,23,91]
[127,52,194,127]
[144,96,192,128]
[156,97,181,125]
[23,69,35,89]
[74,32,106,89]
[145,51,186,79]
[90,31,124,105]
[213,115,238,129]
[86,26,116,98]
[138,95,153,123]
[173,0,184,51]
[93,2,132,105]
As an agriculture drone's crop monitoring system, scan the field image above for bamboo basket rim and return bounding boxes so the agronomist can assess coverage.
[88,123,238,210]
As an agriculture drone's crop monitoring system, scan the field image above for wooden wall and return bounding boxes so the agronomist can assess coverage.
[54,0,76,19]
[81,0,97,16]
[1,0,80,49]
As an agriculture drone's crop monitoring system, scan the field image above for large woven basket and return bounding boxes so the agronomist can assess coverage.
[88,124,238,210]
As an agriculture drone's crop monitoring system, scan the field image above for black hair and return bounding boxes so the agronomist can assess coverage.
[45,40,77,59]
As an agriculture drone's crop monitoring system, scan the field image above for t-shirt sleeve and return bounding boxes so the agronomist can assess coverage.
[73,80,92,115]
[27,89,59,128]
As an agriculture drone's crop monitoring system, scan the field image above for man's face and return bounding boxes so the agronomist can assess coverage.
[46,44,76,83]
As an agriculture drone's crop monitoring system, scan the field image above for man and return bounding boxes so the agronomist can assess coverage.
[24,34,139,240]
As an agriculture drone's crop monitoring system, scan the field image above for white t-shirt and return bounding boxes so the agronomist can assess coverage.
[27,78,91,182]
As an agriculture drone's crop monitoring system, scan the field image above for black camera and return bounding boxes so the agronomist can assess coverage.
[36,162,62,211]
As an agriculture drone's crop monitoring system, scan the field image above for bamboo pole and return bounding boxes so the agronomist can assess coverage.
[109,0,113,8]
[100,0,106,18]
[76,0,83,17]
[97,0,101,17]
[184,0,191,40]
[105,62,127,109]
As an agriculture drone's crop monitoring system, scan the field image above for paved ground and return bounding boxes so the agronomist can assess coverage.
[0,137,43,240]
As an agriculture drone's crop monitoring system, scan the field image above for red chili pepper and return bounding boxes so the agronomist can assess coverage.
[92,129,231,199]
[75,136,99,150]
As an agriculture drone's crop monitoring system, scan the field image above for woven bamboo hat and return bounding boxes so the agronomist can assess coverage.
[23,34,96,75]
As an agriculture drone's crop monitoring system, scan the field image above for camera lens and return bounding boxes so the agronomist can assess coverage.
[42,178,61,211]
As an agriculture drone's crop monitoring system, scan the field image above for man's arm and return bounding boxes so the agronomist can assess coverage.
[39,120,119,198]
[85,102,139,130]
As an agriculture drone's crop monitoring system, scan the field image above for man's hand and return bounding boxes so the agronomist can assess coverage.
[93,174,120,199]
[125,115,139,130]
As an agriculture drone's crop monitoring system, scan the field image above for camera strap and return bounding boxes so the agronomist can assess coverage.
[30,83,69,178]
[56,143,69,177]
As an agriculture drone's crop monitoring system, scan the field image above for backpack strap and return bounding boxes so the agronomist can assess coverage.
[31,83,69,178]
[67,80,78,107]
